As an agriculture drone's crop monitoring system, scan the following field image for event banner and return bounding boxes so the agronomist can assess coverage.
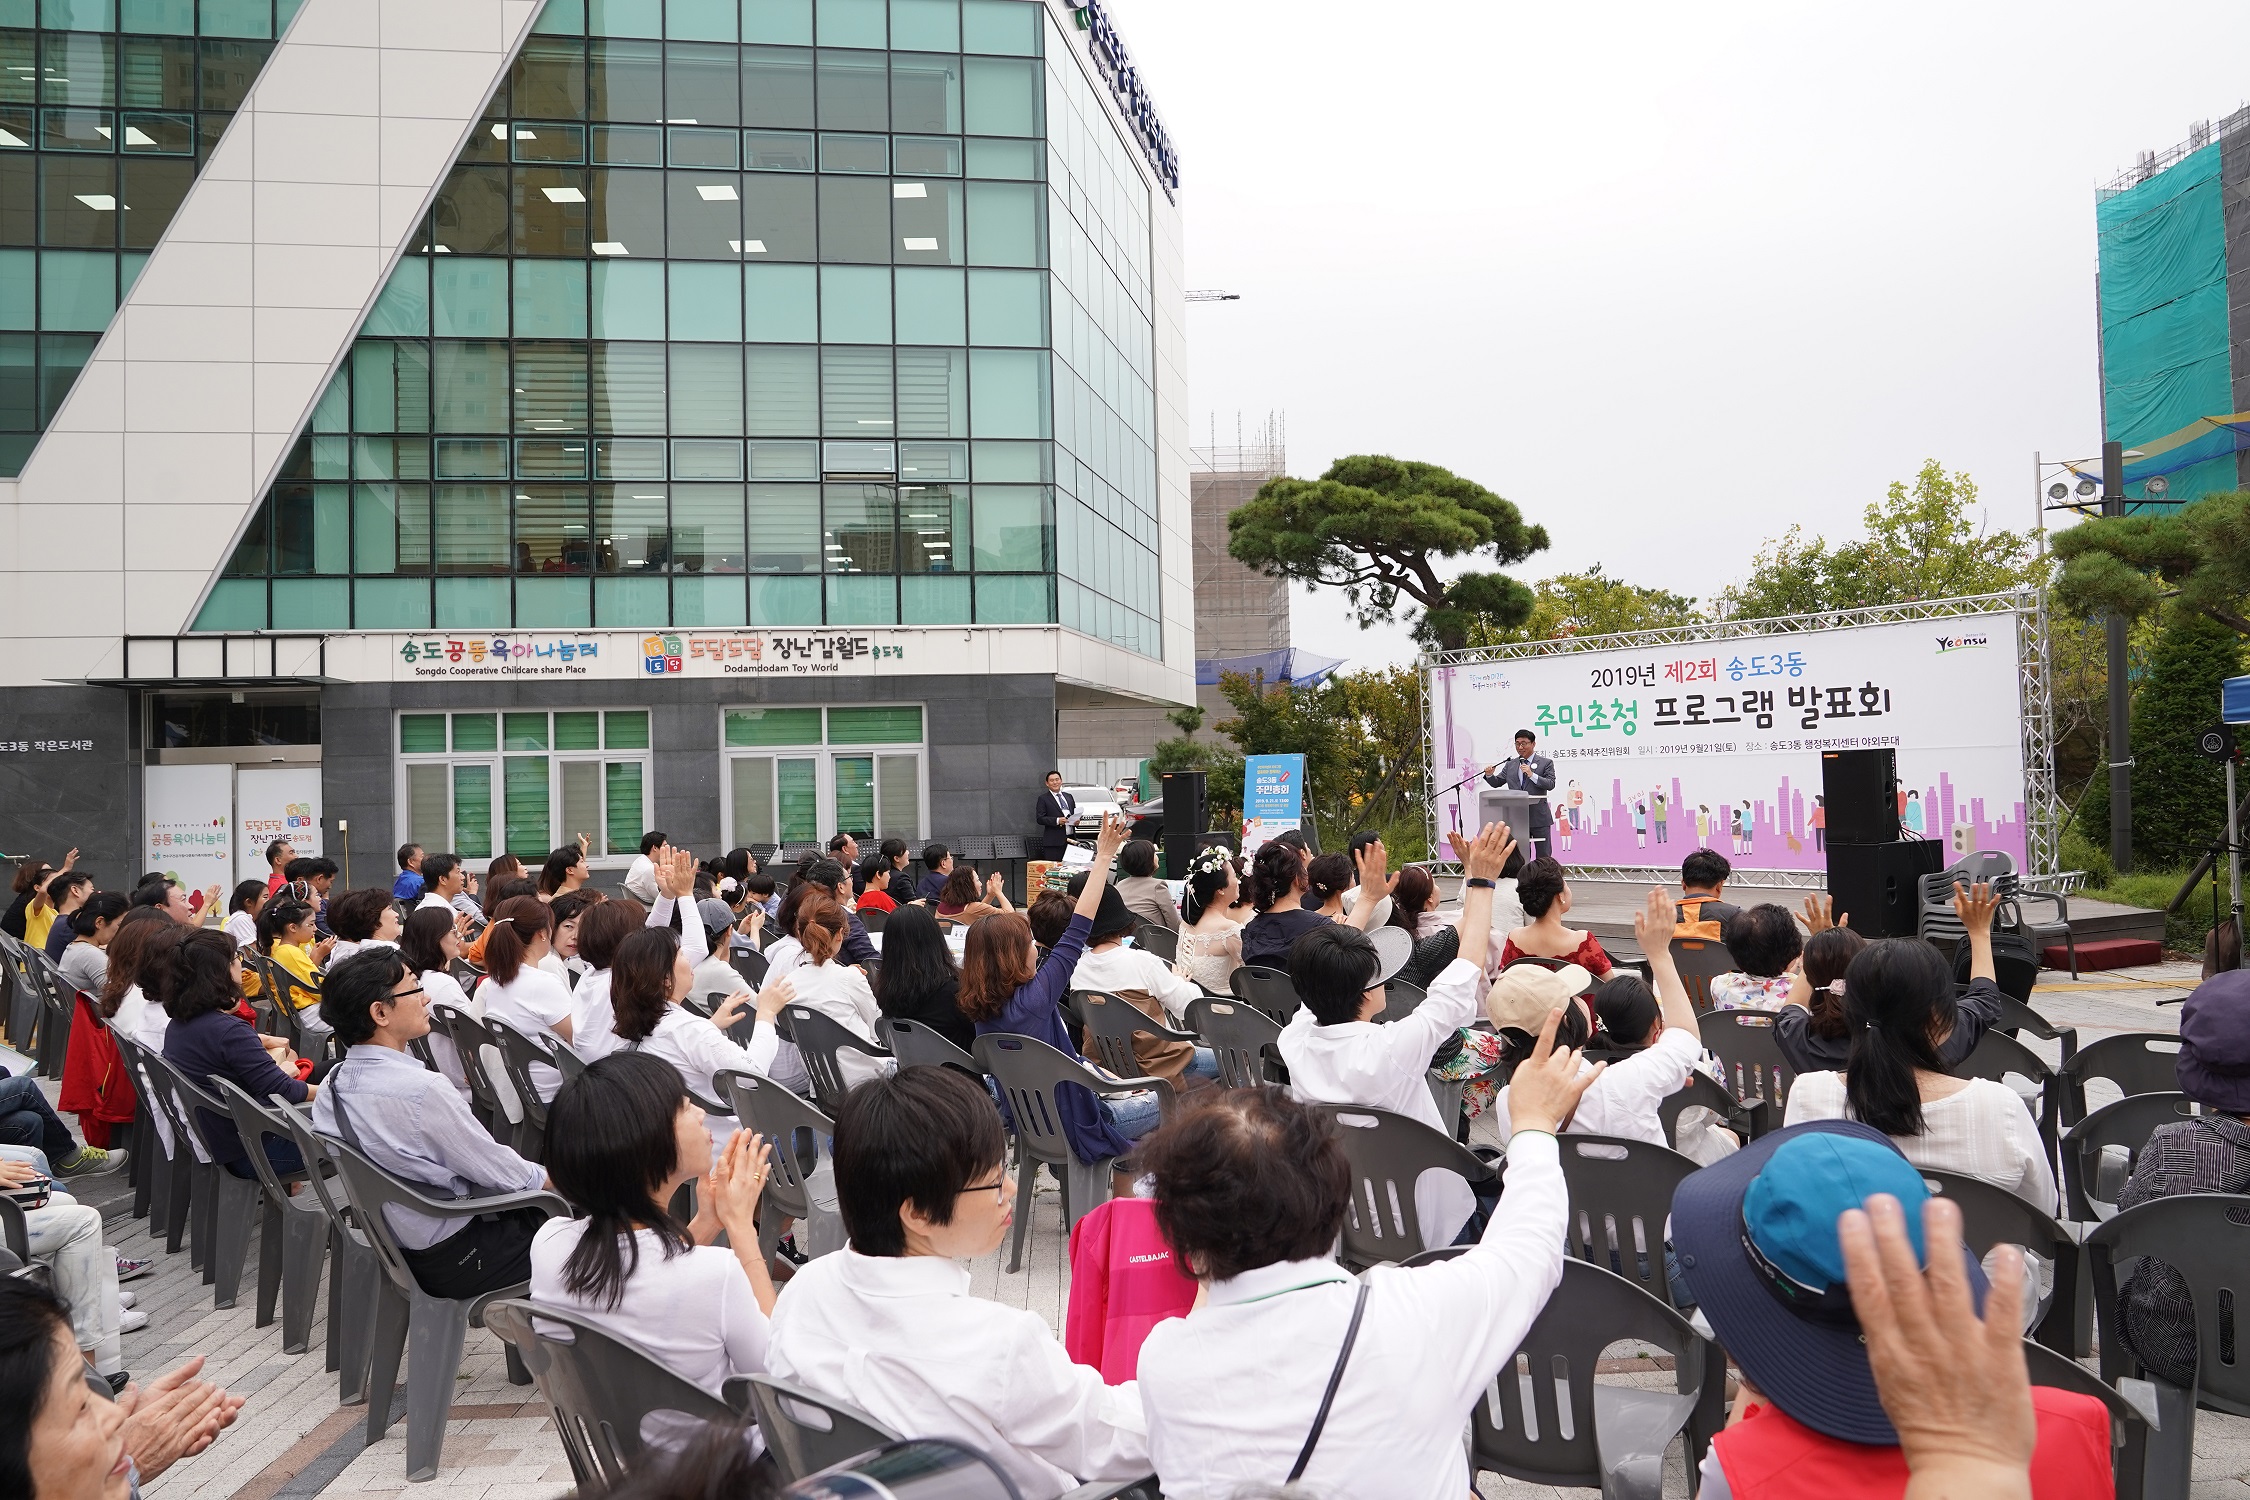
[1428,610,2029,870]
[1242,753,1306,858]
[143,763,233,915]
[236,767,323,884]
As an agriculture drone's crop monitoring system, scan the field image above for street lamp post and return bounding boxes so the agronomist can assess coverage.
[2102,440,2133,874]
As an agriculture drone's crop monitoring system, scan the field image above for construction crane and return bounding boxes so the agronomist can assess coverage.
[1185,289,1240,302]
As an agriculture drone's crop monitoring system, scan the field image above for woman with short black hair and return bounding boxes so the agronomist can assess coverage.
[324,887,402,965]
[56,892,127,1001]
[604,926,792,1134]
[1237,841,1323,970]
[874,903,973,1050]
[531,1053,776,1399]
[538,844,589,900]
[160,928,313,1179]
[1497,857,1613,977]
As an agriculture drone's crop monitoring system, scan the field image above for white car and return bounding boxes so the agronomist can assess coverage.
[1065,787,1122,836]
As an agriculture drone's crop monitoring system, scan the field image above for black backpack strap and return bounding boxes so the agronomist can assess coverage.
[1287,1281,1370,1483]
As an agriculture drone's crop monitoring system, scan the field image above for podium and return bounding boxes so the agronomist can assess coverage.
[1476,788,1538,855]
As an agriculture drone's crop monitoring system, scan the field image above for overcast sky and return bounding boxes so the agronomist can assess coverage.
[1106,0,2250,670]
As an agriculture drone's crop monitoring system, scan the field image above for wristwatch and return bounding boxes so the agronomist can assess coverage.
[1464,877,1496,889]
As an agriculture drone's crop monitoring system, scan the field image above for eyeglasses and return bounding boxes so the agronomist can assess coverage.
[379,985,426,1005]
[957,1176,1009,1205]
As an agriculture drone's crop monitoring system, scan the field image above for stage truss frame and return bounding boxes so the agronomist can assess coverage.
[1416,589,2069,886]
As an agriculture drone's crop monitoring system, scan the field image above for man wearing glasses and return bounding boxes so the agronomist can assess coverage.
[312,949,553,1301]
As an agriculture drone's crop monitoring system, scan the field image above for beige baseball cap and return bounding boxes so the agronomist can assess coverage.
[1486,962,1594,1032]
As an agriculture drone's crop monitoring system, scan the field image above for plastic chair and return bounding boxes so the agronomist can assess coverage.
[746,1374,899,1483]
[2020,1339,2159,1500]
[1132,924,1178,962]
[1553,1134,1700,1300]
[106,1028,183,1242]
[2087,1192,2250,1500]
[2061,1032,2185,1127]
[1408,1251,1726,1500]
[1656,1070,1768,1149]
[1951,1027,2061,1162]
[974,1032,1176,1273]
[1697,1009,1800,1120]
[261,964,324,1057]
[25,949,75,1079]
[207,1077,330,1349]
[481,1299,749,1489]
[138,1051,269,1306]
[1185,995,1285,1089]
[729,949,770,991]
[273,1102,381,1405]
[877,1016,983,1080]
[430,1003,521,1148]
[321,1133,566,1481]
[1227,964,1299,1025]
[1919,1167,2083,1356]
[1070,989,1198,1081]
[1992,991,2078,1069]
[1666,937,1734,1013]
[0,934,40,1058]
[715,1068,845,1263]
[1374,977,1428,1024]
[782,1004,893,1114]
[483,1016,562,1162]
[857,906,887,934]
[1305,1102,1497,1269]
[2062,1092,2205,1224]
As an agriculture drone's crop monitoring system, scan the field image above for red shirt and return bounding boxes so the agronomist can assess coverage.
[856,889,897,915]
[1499,931,1614,977]
[265,873,287,895]
[1712,1392,2114,1500]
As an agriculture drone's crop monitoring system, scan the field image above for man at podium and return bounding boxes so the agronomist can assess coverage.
[1483,729,1557,859]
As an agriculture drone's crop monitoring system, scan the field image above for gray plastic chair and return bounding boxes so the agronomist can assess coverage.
[2062,1092,2205,1224]
[747,1373,899,1482]
[1132,924,1178,962]
[1656,1071,1767,1148]
[857,906,887,934]
[430,1003,521,1148]
[1185,995,1285,1089]
[2061,1032,2185,1126]
[1070,989,1197,1082]
[2021,1338,2158,1500]
[974,1032,1176,1273]
[1305,1102,1497,1269]
[729,949,771,990]
[481,1299,749,1489]
[2088,1192,2250,1500]
[25,949,74,1079]
[877,1016,983,1080]
[1410,1251,1725,1500]
[1374,977,1428,1023]
[1553,1134,1700,1301]
[715,1068,845,1263]
[1919,1167,2083,1356]
[1666,936,1735,1013]
[140,1051,271,1307]
[1951,1027,2061,1162]
[107,1028,186,1245]
[273,1101,381,1405]
[782,1004,893,1115]
[483,1016,561,1162]
[212,1077,327,1351]
[1227,964,1299,1025]
[1697,1009,1800,1121]
[0,933,38,1056]
[322,1134,565,1480]
[1991,991,2079,1069]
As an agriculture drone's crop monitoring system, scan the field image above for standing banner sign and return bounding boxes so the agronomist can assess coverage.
[142,764,233,919]
[1428,609,2031,870]
[236,767,323,884]
[1241,754,1307,860]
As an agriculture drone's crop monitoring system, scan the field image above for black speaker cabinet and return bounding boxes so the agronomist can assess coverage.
[1826,841,1946,938]
[1160,771,1208,879]
[1821,748,1900,845]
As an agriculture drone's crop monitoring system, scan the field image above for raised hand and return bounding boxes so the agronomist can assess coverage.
[1504,1004,1603,1137]
[754,973,795,1023]
[1352,838,1396,898]
[709,1129,773,1239]
[1631,885,1674,949]
[1093,810,1129,863]
[1952,880,1999,936]
[1801,892,1843,932]
[1460,820,1515,880]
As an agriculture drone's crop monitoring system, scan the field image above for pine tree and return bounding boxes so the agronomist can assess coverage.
[2080,610,2244,868]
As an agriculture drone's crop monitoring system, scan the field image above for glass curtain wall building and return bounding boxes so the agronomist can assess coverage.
[188,0,1160,656]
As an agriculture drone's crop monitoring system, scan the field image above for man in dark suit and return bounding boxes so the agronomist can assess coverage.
[1482,729,1558,860]
[1035,770,1076,860]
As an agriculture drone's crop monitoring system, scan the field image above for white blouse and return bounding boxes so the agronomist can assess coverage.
[628,1006,778,1143]
[479,966,574,1100]
[786,960,889,1089]
[1784,1069,2058,1213]
[528,1221,770,1399]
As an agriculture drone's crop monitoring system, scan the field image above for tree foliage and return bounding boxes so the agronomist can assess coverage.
[1716,460,2041,620]
[1212,665,1429,859]
[1226,455,1549,651]
[2075,609,2243,868]
[1145,704,1244,823]
[1468,564,1700,646]
[2052,490,2250,636]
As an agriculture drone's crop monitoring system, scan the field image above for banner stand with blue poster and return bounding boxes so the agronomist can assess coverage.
[1242,754,1307,861]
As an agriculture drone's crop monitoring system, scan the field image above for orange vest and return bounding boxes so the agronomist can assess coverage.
[1674,895,1725,942]
[1711,1391,2114,1500]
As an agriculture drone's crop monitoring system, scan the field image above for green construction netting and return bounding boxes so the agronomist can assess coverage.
[2097,144,2237,501]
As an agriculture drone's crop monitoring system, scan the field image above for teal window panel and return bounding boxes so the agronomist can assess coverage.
[122,0,195,33]
[118,251,147,295]
[365,256,430,336]
[590,258,666,338]
[0,250,30,330]
[966,266,1042,345]
[668,260,741,339]
[970,437,1045,480]
[962,136,1038,179]
[667,0,735,39]
[589,0,660,36]
[961,0,1036,54]
[271,577,347,628]
[308,367,348,433]
[971,481,1044,569]
[512,258,589,337]
[594,572,670,624]
[198,0,272,38]
[893,264,963,343]
[974,571,1049,623]
[895,346,964,437]
[741,0,810,42]
[962,56,1037,134]
[965,179,1040,266]
[515,575,592,626]
[44,0,115,28]
[746,346,815,433]
[889,0,956,50]
[967,347,1046,437]
[749,573,819,623]
[824,573,895,624]
[193,578,265,630]
[673,573,747,625]
[535,0,585,29]
[744,262,817,340]
[901,572,968,623]
[815,0,883,46]
[39,249,116,332]
[275,0,300,28]
[354,577,430,628]
[819,263,889,342]
[432,256,510,337]
[435,576,512,627]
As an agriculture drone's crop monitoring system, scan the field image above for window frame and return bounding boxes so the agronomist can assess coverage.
[719,700,927,847]
[394,707,654,868]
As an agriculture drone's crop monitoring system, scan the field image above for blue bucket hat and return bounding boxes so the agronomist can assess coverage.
[1670,1120,1989,1446]
[2176,969,2250,1113]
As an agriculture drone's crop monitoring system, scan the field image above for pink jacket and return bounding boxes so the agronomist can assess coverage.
[1064,1197,1198,1384]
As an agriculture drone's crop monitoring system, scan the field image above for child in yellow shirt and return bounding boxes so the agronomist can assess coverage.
[257,898,332,1008]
